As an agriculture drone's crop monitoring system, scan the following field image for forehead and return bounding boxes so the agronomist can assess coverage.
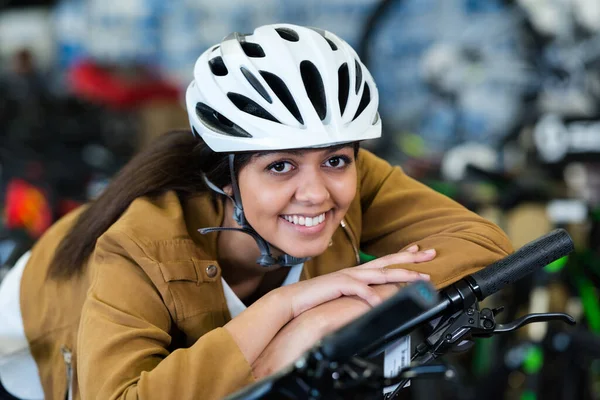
[252,143,355,160]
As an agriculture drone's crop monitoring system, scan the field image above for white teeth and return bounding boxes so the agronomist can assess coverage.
[283,212,326,227]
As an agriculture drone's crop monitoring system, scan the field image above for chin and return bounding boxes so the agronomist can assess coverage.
[277,241,330,260]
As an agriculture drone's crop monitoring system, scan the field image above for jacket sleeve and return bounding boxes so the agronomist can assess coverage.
[357,150,514,288]
[77,230,254,400]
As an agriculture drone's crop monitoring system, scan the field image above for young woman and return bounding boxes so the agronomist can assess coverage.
[0,24,513,399]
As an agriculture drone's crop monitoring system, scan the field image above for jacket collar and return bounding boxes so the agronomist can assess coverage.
[183,193,224,260]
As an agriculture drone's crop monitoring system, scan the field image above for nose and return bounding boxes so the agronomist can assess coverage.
[294,169,330,204]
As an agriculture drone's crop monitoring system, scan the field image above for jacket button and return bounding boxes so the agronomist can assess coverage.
[206,264,218,278]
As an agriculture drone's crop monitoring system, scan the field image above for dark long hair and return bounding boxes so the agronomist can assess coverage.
[47,130,253,279]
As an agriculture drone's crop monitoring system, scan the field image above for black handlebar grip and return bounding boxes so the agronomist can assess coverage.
[319,280,438,362]
[470,229,574,299]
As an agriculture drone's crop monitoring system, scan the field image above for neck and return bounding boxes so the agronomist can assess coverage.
[217,199,287,302]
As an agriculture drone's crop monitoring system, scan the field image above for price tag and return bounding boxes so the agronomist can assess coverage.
[383,335,411,395]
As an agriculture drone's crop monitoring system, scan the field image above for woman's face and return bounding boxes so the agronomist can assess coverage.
[233,145,357,259]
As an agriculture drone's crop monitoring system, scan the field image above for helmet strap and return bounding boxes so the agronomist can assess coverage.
[198,154,309,267]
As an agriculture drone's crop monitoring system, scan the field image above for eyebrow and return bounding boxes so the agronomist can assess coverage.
[253,143,353,159]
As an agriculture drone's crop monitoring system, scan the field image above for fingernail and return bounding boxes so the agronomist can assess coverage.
[419,273,431,280]
[406,245,419,253]
[423,249,436,255]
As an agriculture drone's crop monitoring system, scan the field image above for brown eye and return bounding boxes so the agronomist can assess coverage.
[268,161,294,174]
[324,156,350,168]
[328,157,340,167]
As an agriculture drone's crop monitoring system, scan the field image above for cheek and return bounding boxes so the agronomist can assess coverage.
[254,191,291,216]
[238,179,292,220]
[331,170,357,209]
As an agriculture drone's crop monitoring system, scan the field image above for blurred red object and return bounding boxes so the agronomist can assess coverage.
[68,59,180,109]
[4,179,52,238]
[58,198,82,217]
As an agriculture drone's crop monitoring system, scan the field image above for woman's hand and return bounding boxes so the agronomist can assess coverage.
[251,283,418,378]
[252,245,436,378]
[278,245,436,322]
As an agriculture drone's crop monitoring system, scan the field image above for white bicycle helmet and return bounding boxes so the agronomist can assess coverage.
[185,23,381,152]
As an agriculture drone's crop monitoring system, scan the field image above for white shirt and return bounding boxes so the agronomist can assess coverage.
[0,251,44,400]
[221,263,304,318]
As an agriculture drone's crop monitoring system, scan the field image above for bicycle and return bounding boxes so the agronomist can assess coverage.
[225,229,575,400]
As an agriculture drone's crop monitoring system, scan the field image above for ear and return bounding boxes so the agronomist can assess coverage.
[222,184,233,197]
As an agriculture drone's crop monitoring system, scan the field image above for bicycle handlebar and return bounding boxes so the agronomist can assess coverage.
[469,229,574,299]
[359,229,575,357]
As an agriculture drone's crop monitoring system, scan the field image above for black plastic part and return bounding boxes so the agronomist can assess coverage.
[442,279,479,312]
[319,281,439,362]
[227,92,280,123]
[300,60,327,120]
[260,71,304,124]
[208,56,228,76]
[352,84,370,121]
[354,60,363,94]
[308,27,338,51]
[195,102,252,138]
[325,38,338,51]
[490,312,576,334]
[338,63,350,116]
[276,27,300,42]
[240,41,266,58]
[240,67,272,103]
[470,229,574,298]
[359,298,452,358]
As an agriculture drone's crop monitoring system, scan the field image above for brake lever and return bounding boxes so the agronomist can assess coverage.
[488,312,576,335]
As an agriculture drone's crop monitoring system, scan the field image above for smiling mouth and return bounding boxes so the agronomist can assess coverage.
[280,211,328,227]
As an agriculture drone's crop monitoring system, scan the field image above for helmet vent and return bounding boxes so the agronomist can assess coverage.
[352,83,370,122]
[195,102,252,138]
[354,59,363,94]
[240,67,272,103]
[260,71,304,125]
[227,92,280,123]
[211,45,220,52]
[300,60,327,121]
[276,27,300,42]
[308,27,338,51]
[338,63,349,116]
[325,38,338,51]
[240,41,265,58]
[208,56,228,76]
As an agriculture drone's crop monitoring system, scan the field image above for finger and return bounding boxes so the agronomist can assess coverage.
[344,268,429,284]
[413,249,436,263]
[337,280,382,307]
[385,268,431,280]
[405,244,419,253]
[291,275,382,316]
[309,275,384,309]
[357,249,436,269]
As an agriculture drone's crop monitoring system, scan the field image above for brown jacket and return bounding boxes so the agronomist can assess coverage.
[20,149,513,399]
